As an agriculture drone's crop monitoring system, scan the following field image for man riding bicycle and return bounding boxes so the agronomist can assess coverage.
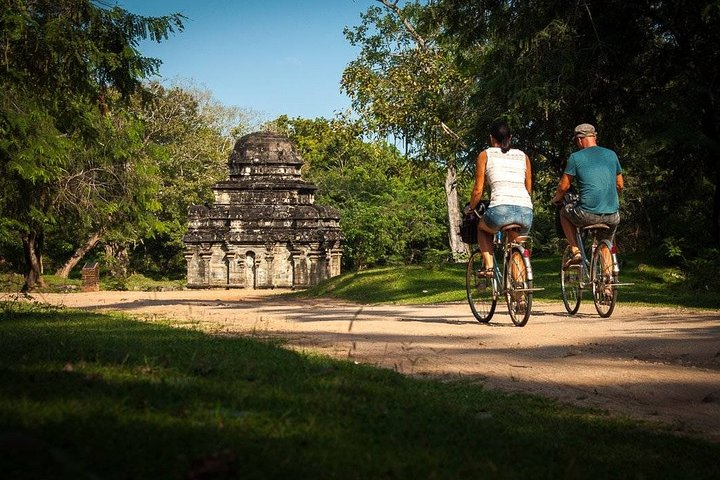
[551,123,624,269]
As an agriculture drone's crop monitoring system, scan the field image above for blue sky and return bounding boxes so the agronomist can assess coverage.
[116,0,377,120]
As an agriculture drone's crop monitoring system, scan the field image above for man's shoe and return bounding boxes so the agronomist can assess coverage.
[563,252,582,269]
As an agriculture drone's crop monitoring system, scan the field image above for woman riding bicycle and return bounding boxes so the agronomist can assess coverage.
[467,119,534,276]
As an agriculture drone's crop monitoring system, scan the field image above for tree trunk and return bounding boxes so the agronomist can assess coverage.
[104,242,129,279]
[56,230,104,278]
[21,231,47,292]
[444,161,469,261]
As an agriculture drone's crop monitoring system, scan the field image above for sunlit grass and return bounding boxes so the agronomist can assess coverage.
[298,253,720,309]
[298,264,468,304]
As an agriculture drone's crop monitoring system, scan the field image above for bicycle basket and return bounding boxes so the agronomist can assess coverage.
[460,210,477,244]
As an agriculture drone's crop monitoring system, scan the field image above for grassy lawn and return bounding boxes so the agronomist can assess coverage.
[1,303,719,479]
[0,273,186,293]
[298,253,720,309]
[3,251,716,309]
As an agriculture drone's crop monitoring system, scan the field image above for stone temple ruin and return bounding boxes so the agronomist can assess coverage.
[183,132,342,289]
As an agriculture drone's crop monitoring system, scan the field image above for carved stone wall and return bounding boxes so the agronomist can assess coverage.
[183,132,342,289]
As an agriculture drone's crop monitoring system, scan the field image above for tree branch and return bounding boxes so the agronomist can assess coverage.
[376,0,465,148]
[377,0,427,51]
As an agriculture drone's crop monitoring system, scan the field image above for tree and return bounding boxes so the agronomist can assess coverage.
[437,0,720,253]
[270,115,447,269]
[0,0,184,290]
[128,82,259,278]
[51,103,162,278]
[342,0,474,261]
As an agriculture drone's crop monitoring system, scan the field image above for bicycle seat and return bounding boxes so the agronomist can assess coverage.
[500,224,524,232]
[581,223,610,231]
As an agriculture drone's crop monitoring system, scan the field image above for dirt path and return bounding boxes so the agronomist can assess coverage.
[21,289,720,442]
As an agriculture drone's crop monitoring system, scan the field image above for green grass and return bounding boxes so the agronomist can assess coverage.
[0,273,185,293]
[298,253,720,309]
[100,273,186,291]
[3,251,717,309]
[1,303,719,479]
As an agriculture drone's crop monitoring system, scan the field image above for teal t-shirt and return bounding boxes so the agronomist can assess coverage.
[565,146,622,214]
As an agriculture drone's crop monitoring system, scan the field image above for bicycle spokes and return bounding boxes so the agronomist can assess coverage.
[506,249,532,327]
[560,245,582,314]
[591,242,617,317]
[466,250,497,323]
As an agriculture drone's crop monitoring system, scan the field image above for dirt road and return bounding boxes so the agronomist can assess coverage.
[23,289,720,442]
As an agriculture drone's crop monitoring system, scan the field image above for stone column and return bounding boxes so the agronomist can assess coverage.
[290,244,308,288]
[209,245,228,286]
[184,248,199,286]
[306,243,322,285]
[263,247,275,289]
[254,255,266,288]
[199,249,212,286]
[226,250,244,287]
[331,248,342,277]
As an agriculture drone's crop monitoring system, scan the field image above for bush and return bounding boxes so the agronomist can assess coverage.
[684,248,720,292]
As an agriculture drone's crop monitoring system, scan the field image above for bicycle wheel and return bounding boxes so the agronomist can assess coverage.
[505,247,532,327]
[560,245,582,314]
[591,241,617,318]
[466,250,496,323]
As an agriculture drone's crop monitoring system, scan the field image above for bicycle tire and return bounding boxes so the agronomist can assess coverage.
[591,241,617,318]
[466,250,497,323]
[560,245,582,315]
[505,247,532,327]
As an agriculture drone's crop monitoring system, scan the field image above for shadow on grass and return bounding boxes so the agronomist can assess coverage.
[1,307,719,479]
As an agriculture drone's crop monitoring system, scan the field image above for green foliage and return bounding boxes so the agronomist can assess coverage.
[297,263,466,304]
[97,273,185,292]
[1,307,718,479]
[441,0,719,249]
[270,116,447,269]
[0,0,185,288]
[682,248,720,292]
[343,0,720,269]
[342,2,471,161]
[342,1,477,256]
[126,82,254,277]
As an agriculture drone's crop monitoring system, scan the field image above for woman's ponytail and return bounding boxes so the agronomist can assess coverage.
[490,119,512,153]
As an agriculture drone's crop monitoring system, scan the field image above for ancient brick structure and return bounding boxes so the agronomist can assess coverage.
[81,262,100,292]
[183,132,342,289]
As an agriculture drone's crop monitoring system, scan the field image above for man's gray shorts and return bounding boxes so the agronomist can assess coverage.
[561,203,619,239]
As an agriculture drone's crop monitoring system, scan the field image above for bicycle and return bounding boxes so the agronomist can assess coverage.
[466,223,541,327]
[559,216,632,318]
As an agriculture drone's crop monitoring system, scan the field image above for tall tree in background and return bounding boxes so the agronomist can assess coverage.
[270,115,447,269]
[342,0,473,260]
[0,0,184,290]
[437,0,720,251]
[51,104,161,278]
[128,82,258,277]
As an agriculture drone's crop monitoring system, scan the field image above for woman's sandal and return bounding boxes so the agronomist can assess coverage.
[477,268,494,278]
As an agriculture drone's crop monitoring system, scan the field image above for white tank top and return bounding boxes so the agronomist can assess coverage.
[485,147,533,209]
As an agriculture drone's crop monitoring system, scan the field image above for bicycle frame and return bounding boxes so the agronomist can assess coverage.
[490,232,534,296]
[465,226,539,326]
[560,223,630,318]
[573,227,619,289]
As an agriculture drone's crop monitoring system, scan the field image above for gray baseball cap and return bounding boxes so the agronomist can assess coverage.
[574,123,597,138]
